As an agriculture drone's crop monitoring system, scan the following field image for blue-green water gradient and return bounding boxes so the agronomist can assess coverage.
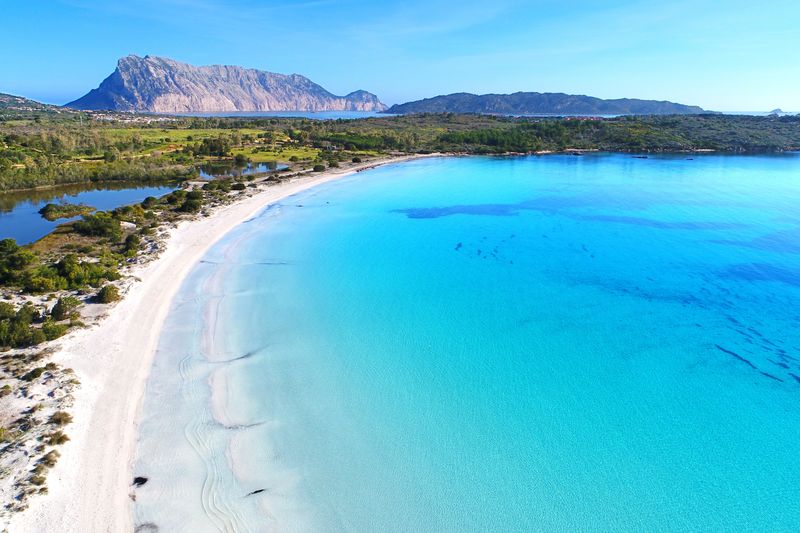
[135,154,800,532]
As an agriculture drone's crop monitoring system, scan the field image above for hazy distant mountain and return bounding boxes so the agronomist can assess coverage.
[385,92,707,115]
[66,55,387,113]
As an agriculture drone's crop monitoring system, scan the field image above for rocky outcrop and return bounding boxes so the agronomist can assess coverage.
[386,92,707,115]
[66,55,387,113]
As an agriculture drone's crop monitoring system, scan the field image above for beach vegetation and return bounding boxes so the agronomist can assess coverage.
[313,164,326,172]
[50,296,80,321]
[0,239,36,284]
[20,367,46,382]
[96,284,120,303]
[73,212,122,240]
[48,411,72,426]
[166,190,187,205]
[141,196,158,209]
[39,450,60,467]
[123,234,141,256]
[0,302,62,348]
[44,430,69,445]
[38,203,95,221]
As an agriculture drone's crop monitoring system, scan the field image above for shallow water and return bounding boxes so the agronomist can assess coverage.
[134,153,800,532]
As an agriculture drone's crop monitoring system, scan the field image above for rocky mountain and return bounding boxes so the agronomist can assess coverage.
[385,92,707,115]
[66,55,387,113]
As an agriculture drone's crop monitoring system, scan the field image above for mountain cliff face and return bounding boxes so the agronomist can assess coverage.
[386,92,707,115]
[66,55,387,113]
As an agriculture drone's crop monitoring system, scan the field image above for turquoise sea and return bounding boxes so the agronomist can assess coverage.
[134,154,800,532]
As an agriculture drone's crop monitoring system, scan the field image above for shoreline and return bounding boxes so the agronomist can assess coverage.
[8,153,433,532]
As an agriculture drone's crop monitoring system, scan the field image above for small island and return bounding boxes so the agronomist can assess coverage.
[38,203,96,221]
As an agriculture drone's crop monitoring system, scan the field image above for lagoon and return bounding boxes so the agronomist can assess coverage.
[134,153,800,532]
[0,182,176,244]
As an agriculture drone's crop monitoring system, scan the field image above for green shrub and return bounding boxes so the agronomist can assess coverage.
[29,329,47,345]
[21,367,46,382]
[0,239,36,285]
[22,254,120,293]
[166,190,187,205]
[141,196,158,209]
[112,204,146,223]
[0,302,15,320]
[231,183,246,191]
[178,199,202,213]
[72,213,122,240]
[51,296,80,321]
[19,366,45,381]
[352,156,362,163]
[15,302,40,324]
[96,285,120,303]
[42,320,68,341]
[0,302,51,348]
[312,164,326,172]
[123,234,141,256]
[23,272,61,293]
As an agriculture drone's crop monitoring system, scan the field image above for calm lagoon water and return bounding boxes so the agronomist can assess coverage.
[0,182,176,244]
[198,161,289,180]
[135,153,800,532]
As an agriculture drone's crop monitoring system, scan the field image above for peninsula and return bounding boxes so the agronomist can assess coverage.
[66,55,387,113]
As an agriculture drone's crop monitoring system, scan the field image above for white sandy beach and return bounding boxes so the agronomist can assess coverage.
[8,155,427,533]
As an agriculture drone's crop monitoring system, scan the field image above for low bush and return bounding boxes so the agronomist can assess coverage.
[40,450,60,467]
[41,320,69,341]
[44,431,69,445]
[123,234,141,256]
[72,213,122,240]
[0,239,36,285]
[141,196,158,209]
[178,199,202,213]
[96,285,120,304]
[49,411,73,426]
[51,296,80,321]
[0,302,50,348]
[21,367,46,382]
[165,190,187,205]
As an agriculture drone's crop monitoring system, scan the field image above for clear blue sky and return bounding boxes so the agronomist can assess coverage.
[1,0,798,110]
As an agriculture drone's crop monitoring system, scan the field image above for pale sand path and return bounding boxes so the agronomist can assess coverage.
[8,155,429,533]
